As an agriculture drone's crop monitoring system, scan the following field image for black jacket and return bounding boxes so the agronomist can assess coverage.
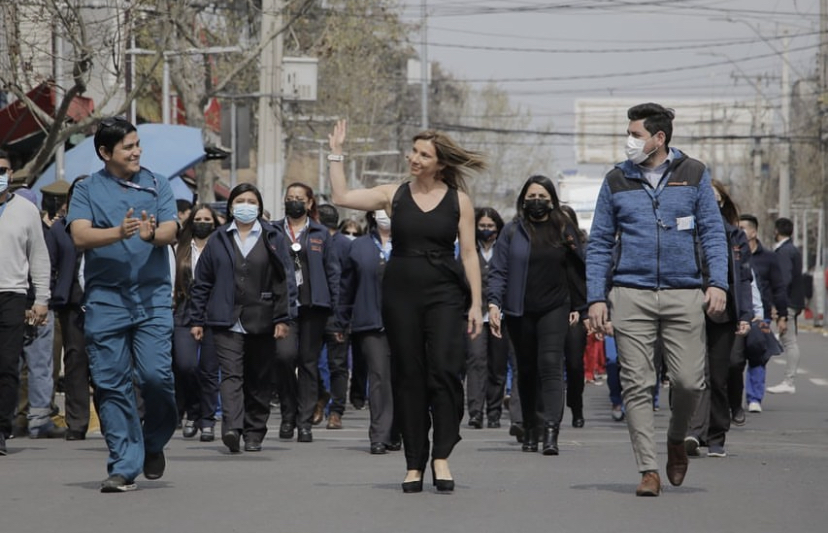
[335,233,385,333]
[774,239,805,312]
[189,220,297,328]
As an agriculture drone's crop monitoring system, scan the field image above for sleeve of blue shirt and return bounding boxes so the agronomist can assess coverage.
[694,170,729,292]
[64,179,92,229]
[152,172,178,224]
[585,179,618,304]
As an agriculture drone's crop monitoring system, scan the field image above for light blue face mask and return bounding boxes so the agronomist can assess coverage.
[0,173,8,194]
[232,203,259,224]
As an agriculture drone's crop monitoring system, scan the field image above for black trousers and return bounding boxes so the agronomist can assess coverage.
[0,293,26,437]
[354,331,397,445]
[687,319,734,446]
[173,326,219,428]
[213,329,274,440]
[274,307,329,430]
[505,305,569,430]
[727,335,746,413]
[349,340,368,407]
[324,331,350,416]
[383,257,466,472]
[465,326,508,422]
[56,306,91,433]
[564,320,586,414]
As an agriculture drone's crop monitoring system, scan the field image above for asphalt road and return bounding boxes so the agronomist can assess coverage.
[2,330,826,533]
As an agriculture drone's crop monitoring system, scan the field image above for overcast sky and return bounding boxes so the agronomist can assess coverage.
[397,0,822,172]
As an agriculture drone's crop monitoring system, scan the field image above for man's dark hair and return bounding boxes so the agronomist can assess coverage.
[739,214,759,230]
[176,199,193,214]
[627,103,675,148]
[317,204,339,229]
[0,149,11,166]
[93,116,137,161]
[775,217,794,238]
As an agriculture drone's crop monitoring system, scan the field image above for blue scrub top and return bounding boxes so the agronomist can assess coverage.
[66,167,177,309]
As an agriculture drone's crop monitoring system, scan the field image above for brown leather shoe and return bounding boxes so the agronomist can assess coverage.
[666,440,689,486]
[326,413,342,430]
[635,471,661,497]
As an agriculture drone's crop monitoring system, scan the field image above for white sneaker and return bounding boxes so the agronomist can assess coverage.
[767,381,796,394]
[747,402,762,413]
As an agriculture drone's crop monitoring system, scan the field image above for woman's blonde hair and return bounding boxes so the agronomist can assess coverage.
[412,130,487,192]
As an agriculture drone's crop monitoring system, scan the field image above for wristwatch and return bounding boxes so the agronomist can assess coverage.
[327,154,345,162]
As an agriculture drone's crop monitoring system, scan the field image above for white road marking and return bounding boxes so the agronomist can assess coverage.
[809,378,828,387]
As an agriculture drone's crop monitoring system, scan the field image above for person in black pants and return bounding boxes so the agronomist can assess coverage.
[272,183,340,443]
[488,175,587,456]
[316,204,353,430]
[46,176,91,441]
[328,119,485,493]
[465,207,510,430]
[684,179,751,458]
[189,184,296,453]
[560,204,587,428]
[336,209,400,454]
[173,203,221,442]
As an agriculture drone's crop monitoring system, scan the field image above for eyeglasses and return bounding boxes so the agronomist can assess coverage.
[99,116,130,129]
[0,167,10,174]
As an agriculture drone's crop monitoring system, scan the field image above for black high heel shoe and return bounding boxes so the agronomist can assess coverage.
[431,460,455,492]
[402,472,423,493]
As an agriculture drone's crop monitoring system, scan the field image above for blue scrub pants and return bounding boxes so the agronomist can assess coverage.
[84,304,177,482]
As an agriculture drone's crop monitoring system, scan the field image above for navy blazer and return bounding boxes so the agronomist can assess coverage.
[272,217,340,311]
[189,220,297,328]
[46,218,80,308]
[750,240,788,319]
[774,239,805,312]
[335,233,385,333]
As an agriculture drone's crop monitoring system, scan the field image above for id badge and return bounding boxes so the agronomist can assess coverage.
[676,216,695,231]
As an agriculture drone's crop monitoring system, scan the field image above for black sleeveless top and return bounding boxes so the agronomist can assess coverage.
[390,182,459,257]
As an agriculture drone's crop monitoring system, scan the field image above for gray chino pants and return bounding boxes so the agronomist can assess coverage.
[609,287,706,473]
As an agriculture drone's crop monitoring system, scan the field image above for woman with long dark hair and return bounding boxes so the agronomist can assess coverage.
[488,175,586,456]
[271,182,340,443]
[328,120,484,493]
[173,203,221,442]
[465,207,510,430]
[684,179,751,458]
[189,183,296,453]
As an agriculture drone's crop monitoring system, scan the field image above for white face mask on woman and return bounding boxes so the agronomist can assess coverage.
[375,210,391,231]
[625,135,657,165]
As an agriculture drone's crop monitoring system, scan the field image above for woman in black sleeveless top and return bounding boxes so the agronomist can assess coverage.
[328,120,485,493]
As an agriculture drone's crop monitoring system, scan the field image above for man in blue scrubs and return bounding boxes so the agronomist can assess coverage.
[66,117,179,493]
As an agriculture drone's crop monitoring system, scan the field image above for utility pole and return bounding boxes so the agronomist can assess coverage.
[814,0,828,326]
[779,31,791,219]
[258,0,284,217]
[751,75,765,212]
[420,0,428,129]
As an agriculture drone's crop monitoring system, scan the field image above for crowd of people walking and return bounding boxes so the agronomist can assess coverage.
[0,104,809,497]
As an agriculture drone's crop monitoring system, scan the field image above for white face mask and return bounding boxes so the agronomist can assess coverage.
[625,135,657,165]
[0,173,8,194]
[344,234,357,241]
[375,210,391,231]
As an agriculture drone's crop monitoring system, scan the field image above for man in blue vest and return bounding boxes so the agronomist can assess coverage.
[66,117,179,493]
[586,103,728,497]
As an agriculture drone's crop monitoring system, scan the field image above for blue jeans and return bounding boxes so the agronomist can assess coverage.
[21,310,55,430]
[85,304,177,482]
[745,364,766,404]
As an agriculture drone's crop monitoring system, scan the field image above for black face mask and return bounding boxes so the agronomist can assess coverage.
[524,199,552,219]
[285,200,307,219]
[192,222,214,239]
[476,229,496,242]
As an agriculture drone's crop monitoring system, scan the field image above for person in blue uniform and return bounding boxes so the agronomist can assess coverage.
[66,117,179,493]
[328,119,485,493]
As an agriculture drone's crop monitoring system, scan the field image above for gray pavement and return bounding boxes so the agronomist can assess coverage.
[2,331,827,533]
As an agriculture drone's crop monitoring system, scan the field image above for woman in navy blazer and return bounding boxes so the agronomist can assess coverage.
[336,210,399,454]
[271,182,340,443]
